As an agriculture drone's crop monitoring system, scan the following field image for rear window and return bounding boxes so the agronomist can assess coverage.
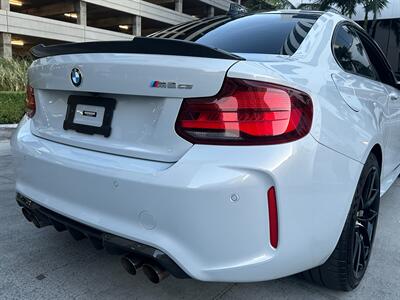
[150,13,319,56]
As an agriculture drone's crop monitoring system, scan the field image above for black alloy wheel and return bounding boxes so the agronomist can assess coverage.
[352,165,380,280]
[301,152,381,291]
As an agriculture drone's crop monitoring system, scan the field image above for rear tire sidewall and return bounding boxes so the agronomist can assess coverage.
[347,153,381,289]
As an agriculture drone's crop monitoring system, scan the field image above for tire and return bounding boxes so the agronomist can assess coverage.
[301,153,381,291]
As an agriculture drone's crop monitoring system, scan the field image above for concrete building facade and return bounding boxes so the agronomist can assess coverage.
[0,0,233,58]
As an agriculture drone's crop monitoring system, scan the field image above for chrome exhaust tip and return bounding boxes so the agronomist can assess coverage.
[121,254,144,276]
[142,263,169,283]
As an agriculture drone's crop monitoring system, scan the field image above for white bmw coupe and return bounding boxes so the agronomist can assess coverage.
[12,9,400,291]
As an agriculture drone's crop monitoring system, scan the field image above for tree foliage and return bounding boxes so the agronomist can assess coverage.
[363,0,389,20]
[316,0,389,29]
[317,0,360,17]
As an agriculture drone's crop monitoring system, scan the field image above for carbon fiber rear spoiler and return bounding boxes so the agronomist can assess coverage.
[30,37,245,61]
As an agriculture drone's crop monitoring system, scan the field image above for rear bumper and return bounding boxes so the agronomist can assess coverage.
[11,118,363,282]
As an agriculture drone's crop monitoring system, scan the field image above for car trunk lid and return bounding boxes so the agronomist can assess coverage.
[29,50,239,162]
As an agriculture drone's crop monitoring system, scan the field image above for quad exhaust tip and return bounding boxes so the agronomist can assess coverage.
[142,263,169,284]
[121,254,144,276]
[121,254,169,283]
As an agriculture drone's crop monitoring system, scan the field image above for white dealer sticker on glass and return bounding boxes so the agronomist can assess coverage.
[73,104,105,128]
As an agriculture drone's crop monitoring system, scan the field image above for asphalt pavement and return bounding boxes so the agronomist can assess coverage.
[1,139,399,300]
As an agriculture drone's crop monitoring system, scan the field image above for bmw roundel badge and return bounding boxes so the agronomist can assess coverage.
[71,68,82,87]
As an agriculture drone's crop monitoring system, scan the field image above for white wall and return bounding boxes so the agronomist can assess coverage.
[353,1,400,21]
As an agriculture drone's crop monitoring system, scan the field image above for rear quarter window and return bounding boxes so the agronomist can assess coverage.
[150,13,319,56]
[333,25,379,81]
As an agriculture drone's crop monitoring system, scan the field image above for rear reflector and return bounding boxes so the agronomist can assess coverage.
[25,85,36,118]
[267,187,278,249]
[176,78,312,145]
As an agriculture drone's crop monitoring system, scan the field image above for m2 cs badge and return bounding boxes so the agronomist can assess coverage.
[150,81,193,90]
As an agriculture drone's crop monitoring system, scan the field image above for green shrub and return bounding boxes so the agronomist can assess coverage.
[0,92,25,124]
[0,58,31,92]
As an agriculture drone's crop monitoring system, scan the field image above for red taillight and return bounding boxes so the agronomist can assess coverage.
[25,85,36,118]
[267,187,278,249]
[175,78,313,145]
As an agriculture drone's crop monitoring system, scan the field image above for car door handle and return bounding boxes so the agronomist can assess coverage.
[390,93,399,101]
